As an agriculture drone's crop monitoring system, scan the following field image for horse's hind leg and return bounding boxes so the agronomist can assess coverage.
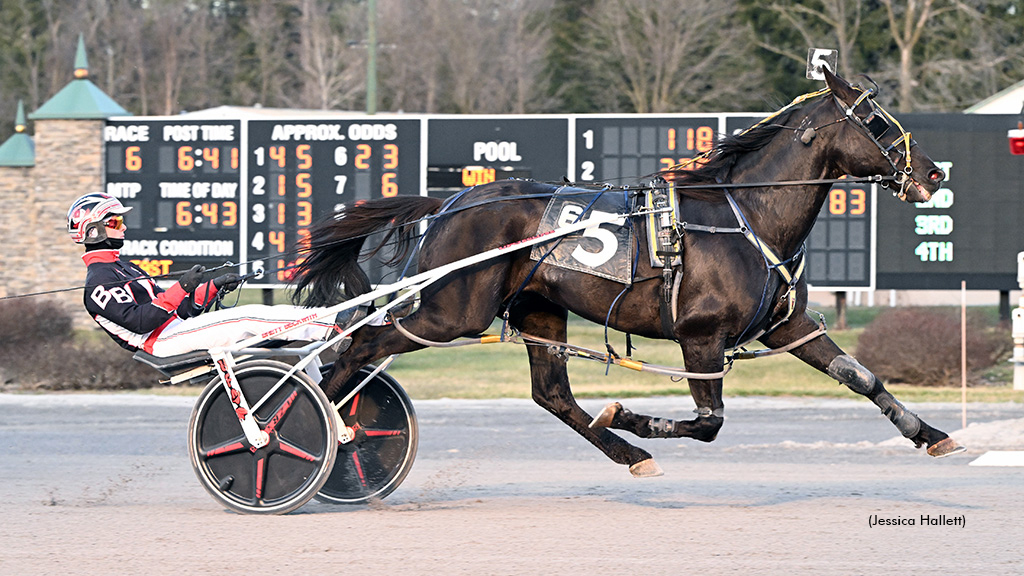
[509,297,661,477]
[590,336,726,444]
[761,314,965,457]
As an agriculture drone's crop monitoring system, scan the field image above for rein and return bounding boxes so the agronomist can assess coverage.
[646,174,894,191]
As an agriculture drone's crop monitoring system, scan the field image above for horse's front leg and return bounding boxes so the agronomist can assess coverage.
[761,314,965,457]
[510,297,661,477]
[590,335,726,444]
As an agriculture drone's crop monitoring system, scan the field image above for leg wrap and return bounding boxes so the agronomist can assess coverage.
[613,406,724,440]
[646,414,723,440]
[647,417,677,438]
[827,355,880,396]
[875,393,922,439]
[828,355,921,438]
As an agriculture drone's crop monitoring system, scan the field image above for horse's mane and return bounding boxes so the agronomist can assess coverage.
[661,107,800,201]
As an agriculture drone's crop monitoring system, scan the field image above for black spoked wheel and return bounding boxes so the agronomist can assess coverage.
[187,360,337,515]
[316,366,418,505]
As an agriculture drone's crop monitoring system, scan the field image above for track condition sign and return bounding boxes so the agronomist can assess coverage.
[103,112,1023,290]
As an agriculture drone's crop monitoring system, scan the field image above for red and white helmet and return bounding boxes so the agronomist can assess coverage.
[67,193,132,244]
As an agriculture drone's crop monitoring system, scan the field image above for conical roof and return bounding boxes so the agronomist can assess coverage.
[0,101,35,166]
[28,34,128,120]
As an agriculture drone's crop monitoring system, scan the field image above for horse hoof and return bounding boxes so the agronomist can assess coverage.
[589,402,622,429]
[927,437,966,458]
[629,458,664,478]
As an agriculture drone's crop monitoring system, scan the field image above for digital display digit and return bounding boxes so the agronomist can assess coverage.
[244,119,421,285]
[426,118,569,197]
[104,119,242,277]
[805,181,875,289]
[574,116,719,184]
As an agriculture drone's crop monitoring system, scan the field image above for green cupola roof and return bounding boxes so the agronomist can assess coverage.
[29,34,128,120]
[0,101,35,166]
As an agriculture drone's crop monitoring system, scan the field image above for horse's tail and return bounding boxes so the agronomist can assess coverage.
[290,195,444,307]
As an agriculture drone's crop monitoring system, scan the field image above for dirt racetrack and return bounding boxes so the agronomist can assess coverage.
[1,394,1022,575]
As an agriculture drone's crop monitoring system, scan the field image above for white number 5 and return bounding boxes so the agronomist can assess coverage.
[806,48,838,80]
[557,205,624,267]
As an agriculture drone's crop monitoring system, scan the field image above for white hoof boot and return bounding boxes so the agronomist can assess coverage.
[589,402,621,429]
[629,458,664,478]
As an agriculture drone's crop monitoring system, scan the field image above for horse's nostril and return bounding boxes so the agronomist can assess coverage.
[928,169,945,181]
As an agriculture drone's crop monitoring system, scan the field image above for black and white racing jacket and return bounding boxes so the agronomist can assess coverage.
[82,249,221,352]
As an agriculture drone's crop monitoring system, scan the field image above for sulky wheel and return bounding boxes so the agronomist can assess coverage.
[316,366,418,505]
[187,360,337,515]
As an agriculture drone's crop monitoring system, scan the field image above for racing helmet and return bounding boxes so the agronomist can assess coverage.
[67,193,132,244]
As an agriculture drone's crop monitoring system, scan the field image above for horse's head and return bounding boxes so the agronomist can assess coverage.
[821,69,945,203]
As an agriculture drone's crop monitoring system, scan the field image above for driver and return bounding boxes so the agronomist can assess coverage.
[68,193,359,357]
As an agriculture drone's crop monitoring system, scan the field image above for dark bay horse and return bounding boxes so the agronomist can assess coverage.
[292,70,963,477]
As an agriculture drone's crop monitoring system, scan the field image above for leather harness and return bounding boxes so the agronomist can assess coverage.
[638,183,806,347]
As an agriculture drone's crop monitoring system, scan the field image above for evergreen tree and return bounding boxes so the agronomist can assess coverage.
[544,0,600,112]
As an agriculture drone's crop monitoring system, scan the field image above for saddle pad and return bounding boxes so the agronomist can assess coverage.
[529,188,633,284]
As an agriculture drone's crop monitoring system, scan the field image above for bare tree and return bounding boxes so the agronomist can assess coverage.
[876,0,1024,112]
[879,0,943,112]
[444,0,504,112]
[6,0,1021,124]
[40,0,68,99]
[490,0,554,113]
[181,3,233,112]
[294,0,364,110]
[378,0,447,112]
[240,0,295,107]
[582,0,763,113]
[754,0,866,76]
[151,3,186,114]
[378,0,552,113]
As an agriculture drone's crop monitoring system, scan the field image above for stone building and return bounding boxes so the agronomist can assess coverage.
[0,36,128,328]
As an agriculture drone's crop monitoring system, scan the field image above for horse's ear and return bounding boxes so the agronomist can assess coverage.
[823,67,859,106]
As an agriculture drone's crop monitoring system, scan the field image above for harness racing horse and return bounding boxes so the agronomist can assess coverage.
[292,70,964,477]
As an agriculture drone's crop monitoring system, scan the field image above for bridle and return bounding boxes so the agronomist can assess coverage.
[665,83,924,201]
[833,83,918,201]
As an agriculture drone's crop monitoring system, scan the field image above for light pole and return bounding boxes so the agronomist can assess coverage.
[366,0,377,115]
